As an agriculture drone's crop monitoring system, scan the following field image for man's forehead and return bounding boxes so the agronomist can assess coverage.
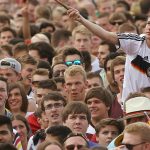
[0,67,16,73]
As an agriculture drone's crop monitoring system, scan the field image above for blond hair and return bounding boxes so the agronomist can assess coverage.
[72,25,92,39]
[124,122,150,142]
[64,65,86,81]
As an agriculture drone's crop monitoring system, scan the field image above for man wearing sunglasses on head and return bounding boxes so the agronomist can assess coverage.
[114,122,150,150]
[62,47,85,69]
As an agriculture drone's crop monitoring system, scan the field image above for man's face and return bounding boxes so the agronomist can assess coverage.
[86,97,109,121]
[95,16,112,31]
[144,17,150,40]
[98,44,110,68]
[0,31,14,45]
[113,64,125,88]
[52,64,67,77]
[122,132,147,150]
[64,74,87,101]
[87,77,102,90]
[63,113,89,134]
[0,124,13,144]
[0,80,7,108]
[0,68,20,83]
[106,60,114,84]
[97,125,119,147]
[65,54,83,68]
[8,88,22,112]
[36,88,52,107]
[44,100,64,125]
[0,0,9,12]
[32,74,49,91]
[64,136,87,150]
[21,64,37,86]
[73,33,92,52]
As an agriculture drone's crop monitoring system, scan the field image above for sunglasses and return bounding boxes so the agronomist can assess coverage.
[32,80,40,86]
[65,60,82,67]
[122,142,145,150]
[66,144,85,150]
[110,21,124,25]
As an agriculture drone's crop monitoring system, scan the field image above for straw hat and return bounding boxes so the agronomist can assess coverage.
[123,97,150,120]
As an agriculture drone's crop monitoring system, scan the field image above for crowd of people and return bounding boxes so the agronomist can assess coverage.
[0,0,150,150]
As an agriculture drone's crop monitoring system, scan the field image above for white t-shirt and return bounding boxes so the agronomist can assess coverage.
[117,33,150,103]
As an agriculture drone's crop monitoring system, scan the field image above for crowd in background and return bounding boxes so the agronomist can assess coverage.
[0,0,150,150]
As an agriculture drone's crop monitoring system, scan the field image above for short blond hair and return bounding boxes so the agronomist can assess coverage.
[72,25,92,39]
[64,65,86,81]
[124,122,150,142]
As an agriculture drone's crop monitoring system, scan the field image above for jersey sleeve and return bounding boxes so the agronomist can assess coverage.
[116,33,145,55]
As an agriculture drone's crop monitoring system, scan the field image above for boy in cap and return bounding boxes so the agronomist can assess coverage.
[0,57,21,83]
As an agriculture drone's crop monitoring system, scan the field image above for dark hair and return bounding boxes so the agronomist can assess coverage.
[13,42,28,58]
[41,91,67,111]
[0,76,8,90]
[12,115,31,139]
[0,143,17,150]
[1,44,13,56]
[0,13,10,24]
[46,125,72,144]
[85,87,113,107]
[140,0,150,15]
[104,52,120,72]
[28,42,55,65]
[18,54,37,66]
[80,51,91,72]
[6,83,28,113]
[0,27,17,38]
[38,79,57,91]
[0,115,13,133]
[51,29,72,48]
[87,72,103,87]
[37,60,52,78]
[62,47,84,63]
[95,118,124,136]
[40,22,55,32]
[62,101,91,124]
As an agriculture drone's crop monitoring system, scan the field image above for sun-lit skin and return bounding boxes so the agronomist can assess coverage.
[12,119,28,150]
[86,97,109,126]
[8,88,23,115]
[0,68,20,83]
[64,73,88,101]
[0,124,14,144]
[73,33,92,52]
[44,100,64,126]
[0,80,7,115]
[63,113,89,134]
[0,31,14,45]
[96,125,119,147]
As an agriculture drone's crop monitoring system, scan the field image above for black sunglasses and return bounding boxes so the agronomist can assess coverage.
[122,142,145,150]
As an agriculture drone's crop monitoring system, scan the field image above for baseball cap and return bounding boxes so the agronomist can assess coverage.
[0,57,21,73]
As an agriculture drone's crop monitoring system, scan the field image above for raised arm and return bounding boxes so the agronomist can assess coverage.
[67,7,118,45]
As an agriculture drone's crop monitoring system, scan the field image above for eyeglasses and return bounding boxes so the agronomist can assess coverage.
[65,60,82,67]
[121,142,145,150]
[66,144,86,150]
[45,103,63,110]
[110,21,124,25]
